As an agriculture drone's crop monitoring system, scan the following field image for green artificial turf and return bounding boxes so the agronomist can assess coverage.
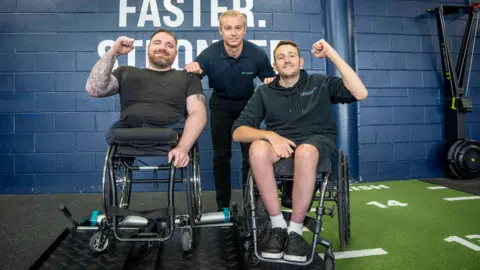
[289,179,480,270]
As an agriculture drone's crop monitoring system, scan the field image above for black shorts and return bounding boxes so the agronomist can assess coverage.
[291,134,336,165]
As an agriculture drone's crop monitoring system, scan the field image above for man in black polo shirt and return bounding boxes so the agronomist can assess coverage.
[184,10,276,211]
[85,29,207,168]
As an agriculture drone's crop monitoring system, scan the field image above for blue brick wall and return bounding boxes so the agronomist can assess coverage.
[0,0,325,193]
[0,0,478,194]
[356,0,479,181]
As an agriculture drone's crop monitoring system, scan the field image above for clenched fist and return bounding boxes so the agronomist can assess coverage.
[311,39,335,59]
[111,36,135,56]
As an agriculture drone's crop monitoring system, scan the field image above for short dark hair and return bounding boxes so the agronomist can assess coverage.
[150,29,177,45]
[273,40,301,61]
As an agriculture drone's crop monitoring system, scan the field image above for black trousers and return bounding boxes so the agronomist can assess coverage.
[210,94,251,209]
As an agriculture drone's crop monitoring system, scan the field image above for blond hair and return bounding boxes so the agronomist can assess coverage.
[219,10,246,28]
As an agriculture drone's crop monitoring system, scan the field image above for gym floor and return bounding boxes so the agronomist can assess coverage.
[1,178,478,270]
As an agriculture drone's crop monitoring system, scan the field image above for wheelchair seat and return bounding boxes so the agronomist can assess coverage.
[274,156,332,177]
[110,127,179,157]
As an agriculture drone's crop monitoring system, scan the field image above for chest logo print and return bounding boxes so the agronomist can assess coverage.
[301,86,318,96]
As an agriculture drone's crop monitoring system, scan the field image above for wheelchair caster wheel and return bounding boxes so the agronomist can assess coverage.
[181,229,192,252]
[324,255,335,270]
[131,241,153,260]
[89,231,109,253]
[245,250,260,267]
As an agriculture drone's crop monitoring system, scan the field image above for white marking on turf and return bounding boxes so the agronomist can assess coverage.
[318,248,388,259]
[427,186,447,190]
[443,196,480,201]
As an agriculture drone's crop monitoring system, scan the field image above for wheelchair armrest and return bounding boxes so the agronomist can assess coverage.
[112,127,179,147]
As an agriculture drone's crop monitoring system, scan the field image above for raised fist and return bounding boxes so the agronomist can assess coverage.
[111,36,135,56]
[311,39,334,58]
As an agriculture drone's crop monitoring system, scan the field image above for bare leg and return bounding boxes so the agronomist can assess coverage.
[250,140,287,260]
[249,140,281,216]
[291,144,319,224]
[283,144,319,262]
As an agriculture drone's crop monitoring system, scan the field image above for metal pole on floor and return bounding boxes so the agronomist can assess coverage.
[324,0,360,182]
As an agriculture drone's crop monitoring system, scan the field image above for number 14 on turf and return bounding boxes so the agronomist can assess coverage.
[367,200,408,208]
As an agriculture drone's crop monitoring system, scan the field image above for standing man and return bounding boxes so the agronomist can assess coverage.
[184,10,276,211]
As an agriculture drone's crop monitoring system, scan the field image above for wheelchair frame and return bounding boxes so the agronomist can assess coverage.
[238,149,351,269]
[88,127,229,255]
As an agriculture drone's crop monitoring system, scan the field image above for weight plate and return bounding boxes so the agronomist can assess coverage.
[447,139,480,179]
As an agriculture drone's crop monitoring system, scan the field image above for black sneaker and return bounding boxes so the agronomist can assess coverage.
[283,232,307,262]
[261,228,288,259]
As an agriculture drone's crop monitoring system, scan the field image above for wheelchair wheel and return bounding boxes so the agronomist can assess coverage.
[89,231,109,253]
[241,170,267,267]
[117,159,133,209]
[102,146,133,213]
[344,163,351,244]
[181,228,192,252]
[337,150,349,251]
[324,254,335,270]
[191,145,202,221]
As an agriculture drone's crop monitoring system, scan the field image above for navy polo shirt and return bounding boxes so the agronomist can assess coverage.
[195,40,276,101]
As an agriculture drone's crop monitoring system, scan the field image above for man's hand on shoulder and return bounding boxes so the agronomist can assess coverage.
[184,61,203,75]
[264,131,296,159]
[168,145,190,168]
[263,76,276,84]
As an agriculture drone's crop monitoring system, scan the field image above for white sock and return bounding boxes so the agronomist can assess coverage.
[288,221,303,236]
[270,214,287,229]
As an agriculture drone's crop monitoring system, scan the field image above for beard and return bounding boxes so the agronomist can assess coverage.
[148,51,174,69]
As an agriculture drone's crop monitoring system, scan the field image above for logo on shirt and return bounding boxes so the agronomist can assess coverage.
[241,71,254,75]
[301,87,318,96]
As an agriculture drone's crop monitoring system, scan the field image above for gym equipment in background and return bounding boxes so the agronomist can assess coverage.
[429,4,480,180]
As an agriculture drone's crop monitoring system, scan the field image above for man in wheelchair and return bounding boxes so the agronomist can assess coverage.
[232,39,368,262]
[85,29,207,167]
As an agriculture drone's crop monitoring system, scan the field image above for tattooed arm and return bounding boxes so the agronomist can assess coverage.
[85,36,135,97]
[85,50,119,97]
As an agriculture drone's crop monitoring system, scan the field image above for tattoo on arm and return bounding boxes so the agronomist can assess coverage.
[196,94,206,106]
[85,51,119,97]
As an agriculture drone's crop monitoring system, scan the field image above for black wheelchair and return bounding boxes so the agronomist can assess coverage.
[88,127,231,255]
[237,149,351,269]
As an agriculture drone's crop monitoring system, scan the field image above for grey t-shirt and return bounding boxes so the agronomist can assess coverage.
[112,66,204,126]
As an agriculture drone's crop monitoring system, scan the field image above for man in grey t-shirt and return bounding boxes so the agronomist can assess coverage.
[85,29,207,168]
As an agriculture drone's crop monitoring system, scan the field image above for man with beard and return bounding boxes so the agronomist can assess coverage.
[85,29,207,168]
[184,10,276,212]
[231,40,368,262]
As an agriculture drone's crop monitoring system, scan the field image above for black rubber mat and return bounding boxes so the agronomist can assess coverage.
[32,225,325,270]
[33,229,133,270]
[151,226,245,270]
[422,178,480,195]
